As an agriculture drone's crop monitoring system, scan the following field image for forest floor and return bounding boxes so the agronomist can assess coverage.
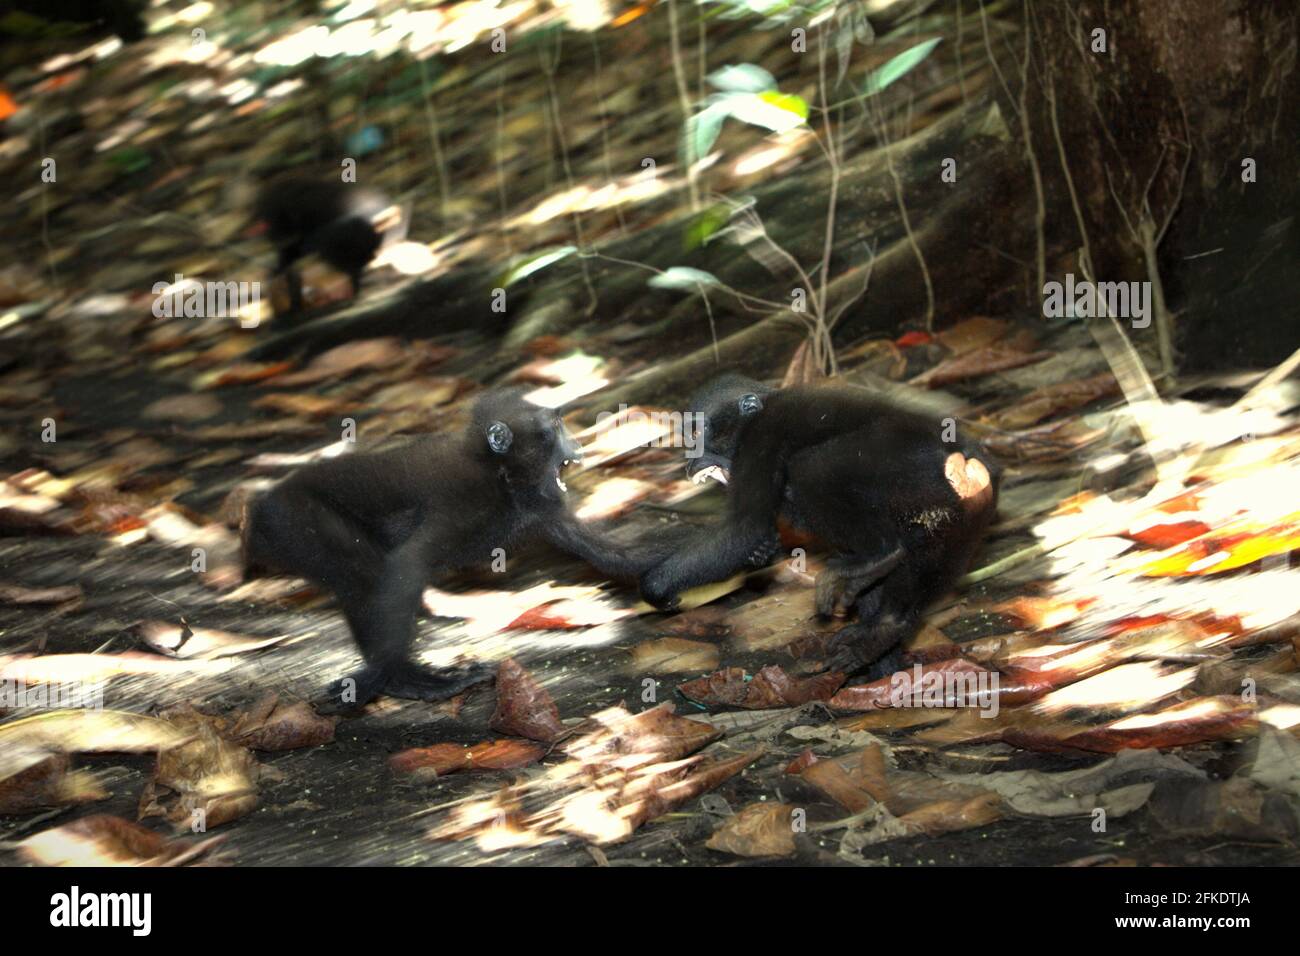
[3,302,1298,867]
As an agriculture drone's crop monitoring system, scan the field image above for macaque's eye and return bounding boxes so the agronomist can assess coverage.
[738,393,762,415]
[487,421,513,454]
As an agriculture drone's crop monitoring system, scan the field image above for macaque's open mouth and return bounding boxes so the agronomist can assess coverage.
[691,465,729,485]
[556,456,577,493]
[686,455,732,486]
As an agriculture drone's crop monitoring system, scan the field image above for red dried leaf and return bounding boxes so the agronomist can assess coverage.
[828,658,992,711]
[490,658,566,742]
[1009,697,1257,754]
[230,694,338,751]
[389,739,546,775]
[895,330,934,348]
[17,814,221,866]
[911,346,1053,388]
[784,749,819,775]
[679,665,844,710]
[506,606,586,630]
[0,751,105,814]
[1126,520,1213,549]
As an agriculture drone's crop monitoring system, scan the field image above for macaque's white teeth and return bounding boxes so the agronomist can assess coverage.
[556,475,567,493]
[694,465,728,485]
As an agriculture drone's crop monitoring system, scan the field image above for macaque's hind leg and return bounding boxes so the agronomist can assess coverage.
[243,486,380,596]
[324,539,492,709]
[249,492,488,709]
[814,544,905,619]
[818,568,920,677]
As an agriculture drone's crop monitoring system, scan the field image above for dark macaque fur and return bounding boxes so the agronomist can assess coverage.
[640,374,1000,676]
[254,174,389,313]
[243,390,668,708]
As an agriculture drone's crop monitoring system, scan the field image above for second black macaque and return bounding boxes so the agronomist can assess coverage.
[243,390,663,709]
[640,374,1000,677]
[252,174,394,315]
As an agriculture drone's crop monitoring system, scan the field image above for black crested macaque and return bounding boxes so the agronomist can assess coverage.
[252,174,395,314]
[243,389,666,709]
[640,374,999,676]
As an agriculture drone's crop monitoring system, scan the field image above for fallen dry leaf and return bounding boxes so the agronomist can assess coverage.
[935,316,1009,355]
[141,393,223,423]
[628,637,721,674]
[987,372,1118,429]
[0,708,190,753]
[194,360,295,388]
[1007,696,1258,753]
[621,749,765,834]
[680,665,845,709]
[251,392,352,419]
[490,658,566,742]
[230,693,337,751]
[138,620,289,660]
[784,748,819,774]
[911,346,1053,388]
[828,658,992,711]
[897,791,1004,835]
[16,814,222,866]
[0,746,106,814]
[138,705,259,829]
[389,739,546,775]
[705,802,798,858]
[798,743,892,813]
[273,337,407,386]
[560,702,723,763]
[0,652,233,685]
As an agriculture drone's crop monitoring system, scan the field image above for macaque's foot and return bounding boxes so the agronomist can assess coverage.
[382,661,493,702]
[814,571,852,620]
[823,642,905,681]
[817,612,912,677]
[814,547,905,619]
[316,667,390,713]
[316,661,492,712]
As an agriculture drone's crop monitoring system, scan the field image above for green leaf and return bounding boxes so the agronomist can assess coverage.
[723,91,808,132]
[863,37,941,96]
[648,267,721,291]
[707,63,777,94]
[757,90,809,122]
[499,246,576,287]
[107,148,152,175]
[684,100,729,165]
[684,204,731,251]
